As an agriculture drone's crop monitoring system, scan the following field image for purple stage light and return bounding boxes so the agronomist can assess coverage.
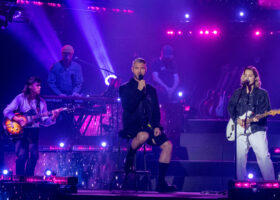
[247,173,254,179]
[205,30,209,35]
[101,141,107,147]
[178,91,183,97]
[184,106,190,112]
[255,30,261,36]
[45,169,52,176]
[178,30,182,35]
[213,30,218,35]
[117,98,121,102]
[199,30,204,35]
[167,30,174,35]
[185,13,190,19]
[59,142,65,148]
[239,11,245,17]
[2,169,8,175]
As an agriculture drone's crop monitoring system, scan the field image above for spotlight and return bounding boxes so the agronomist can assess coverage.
[213,30,218,35]
[59,142,65,148]
[178,91,183,97]
[101,141,107,147]
[205,30,209,35]
[45,169,52,176]
[2,169,8,175]
[184,13,190,19]
[199,30,204,35]
[239,11,245,17]
[117,98,121,102]
[254,30,261,36]
[248,173,254,179]
[177,30,182,35]
[166,30,174,35]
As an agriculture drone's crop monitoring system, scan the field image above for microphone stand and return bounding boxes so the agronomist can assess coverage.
[233,84,246,180]
[74,57,124,79]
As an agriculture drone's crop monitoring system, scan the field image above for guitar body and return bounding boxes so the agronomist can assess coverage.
[3,111,35,138]
[226,111,253,141]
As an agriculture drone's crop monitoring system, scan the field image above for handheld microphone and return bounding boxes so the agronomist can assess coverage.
[243,79,250,86]
[138,74,144,80]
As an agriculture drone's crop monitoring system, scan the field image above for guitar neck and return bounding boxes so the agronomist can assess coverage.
[247,112,269,123]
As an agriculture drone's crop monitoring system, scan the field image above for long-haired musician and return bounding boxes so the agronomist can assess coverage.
[227,66,275,180]
[3,76,61,176]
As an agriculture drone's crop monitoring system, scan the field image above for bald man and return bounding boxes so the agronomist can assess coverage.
[48,45,84,96]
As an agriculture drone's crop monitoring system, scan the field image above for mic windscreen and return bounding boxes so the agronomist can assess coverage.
[138,74,144,80]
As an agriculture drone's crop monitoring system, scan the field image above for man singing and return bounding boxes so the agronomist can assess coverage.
[119,58,176,192]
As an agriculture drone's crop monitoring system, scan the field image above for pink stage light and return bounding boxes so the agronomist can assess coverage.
[213,30,218,35]
[255,30,261,36]
[189,31,193,34]
[178,30,182,35]
[274,148,280,153]
[167,30,174,35]
[199,30,204,35]
[205,30,209,35]
[184,106,190,112]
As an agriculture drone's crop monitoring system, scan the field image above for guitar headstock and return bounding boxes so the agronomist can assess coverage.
[268,109,280,116]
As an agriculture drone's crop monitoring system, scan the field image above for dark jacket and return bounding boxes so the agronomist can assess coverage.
[119,78,161,134]
[228,87,271,133]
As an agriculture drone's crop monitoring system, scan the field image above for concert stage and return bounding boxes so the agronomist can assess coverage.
[58,190,228,200]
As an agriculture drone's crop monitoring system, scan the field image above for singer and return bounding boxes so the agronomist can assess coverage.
[227,66,275,180]
[119,58,176,192]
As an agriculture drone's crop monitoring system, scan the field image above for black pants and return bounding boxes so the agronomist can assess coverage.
[15,128,39,176]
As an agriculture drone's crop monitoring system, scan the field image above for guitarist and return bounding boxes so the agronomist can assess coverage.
[119,58,176,192]
[227,66,275,180]
[3,77,61,176]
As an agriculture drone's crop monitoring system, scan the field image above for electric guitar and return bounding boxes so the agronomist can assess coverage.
[3,106,75,138]
[226,109,280,141]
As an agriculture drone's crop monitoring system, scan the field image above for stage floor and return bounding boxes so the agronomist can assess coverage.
[59,190,228,200]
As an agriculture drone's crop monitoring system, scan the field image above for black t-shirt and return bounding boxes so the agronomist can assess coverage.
[151,58,178,87]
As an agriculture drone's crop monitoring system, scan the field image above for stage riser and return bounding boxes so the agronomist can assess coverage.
[4,152,275,192]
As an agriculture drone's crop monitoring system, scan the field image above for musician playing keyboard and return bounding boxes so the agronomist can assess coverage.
[48,44,83,96]
[3,77,61,176]
[227,66,275,180]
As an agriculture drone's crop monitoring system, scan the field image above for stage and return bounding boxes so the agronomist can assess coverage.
[58,190,228,200]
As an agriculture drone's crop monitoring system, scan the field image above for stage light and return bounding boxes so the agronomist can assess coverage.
[254,30,261,36]
[199,30,204,35]
[213,30,218,35]
[178,30,182,35]
[274,148,280,153]
[178,91,183,97]
[105,74,117,86]
[205,30,209,35]
[45,169,52,176]
[59,142,65,148]
[184,106,190,112]
[2,169,8,175]
[101,141,107,147]
[248,173,254,179]
[239,11,245,17]
[184,13,190,19]
[117,98,121,102]
[167,30,174,35]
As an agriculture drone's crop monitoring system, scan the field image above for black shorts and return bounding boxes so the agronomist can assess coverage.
[119,125,168,146]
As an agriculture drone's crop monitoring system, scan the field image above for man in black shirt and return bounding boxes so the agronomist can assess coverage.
[151,45,180,103]
[228,66,275,180]
[119,58,176,192]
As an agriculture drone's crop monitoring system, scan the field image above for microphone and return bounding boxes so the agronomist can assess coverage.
[243,79,250,86]
[138,74,144,80]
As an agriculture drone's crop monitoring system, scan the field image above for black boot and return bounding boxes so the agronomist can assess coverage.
[156,163,177,192]
[124,147,137,173]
